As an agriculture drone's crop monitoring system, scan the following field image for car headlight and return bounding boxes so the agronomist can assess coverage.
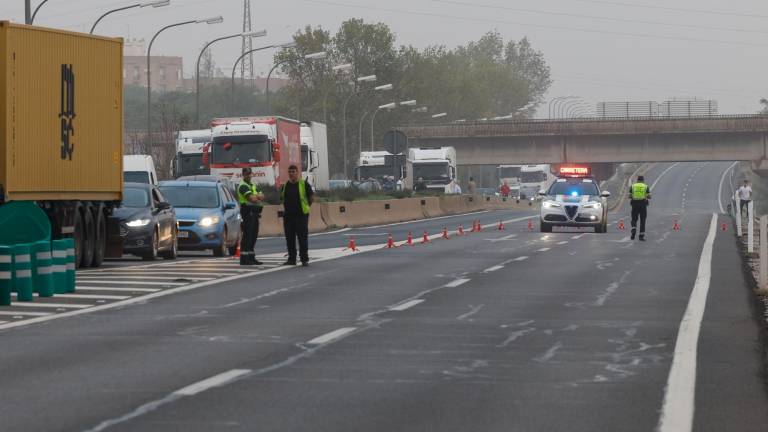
[582,202,602,209]
[542,201,561,208]
[126,218,151,227]
[199,216,220,227]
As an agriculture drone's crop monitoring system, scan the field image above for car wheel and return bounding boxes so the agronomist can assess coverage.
[73,211,84,268]
[81,208,96,268]
[540,221,552,233]
[142,229,159,261]
[161,228,178,260]
[91,206,107,267]
[213,228,227,257]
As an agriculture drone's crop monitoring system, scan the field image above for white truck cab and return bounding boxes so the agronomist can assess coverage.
[406,147,457,192]
[174,129,212,178]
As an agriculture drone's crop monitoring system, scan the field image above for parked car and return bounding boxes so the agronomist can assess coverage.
[158,180,241,257]
[115,182,178,260]
[176,174,237,196]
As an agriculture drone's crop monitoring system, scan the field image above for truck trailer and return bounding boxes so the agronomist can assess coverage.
[0,22,124,268]
[300,122,329,190]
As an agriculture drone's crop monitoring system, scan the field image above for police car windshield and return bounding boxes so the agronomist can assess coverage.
[548,179,599,196]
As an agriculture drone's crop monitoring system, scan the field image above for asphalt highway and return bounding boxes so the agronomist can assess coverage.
[1,162,766,432]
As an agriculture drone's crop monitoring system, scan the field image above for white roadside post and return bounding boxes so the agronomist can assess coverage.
[748,201,754,253]
[760,215,767,290]
[736,193,742,237]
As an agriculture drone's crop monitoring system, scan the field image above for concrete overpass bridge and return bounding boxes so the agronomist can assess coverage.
[399,115,768,167]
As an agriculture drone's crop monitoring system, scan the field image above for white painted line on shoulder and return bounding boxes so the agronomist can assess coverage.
[484,265,504,273]
[657,213,718,432]
[513,256,529,261]
[0,311,53,317]
[362,210,489,230]
[55,293,131,300]
[76,280,185,286]
[11,302,91,309]
[389,299,425,312]
[572,234,585,239]
[536,247,551,252]
[651,162,680,190]
[75,287,160,293]
[173,369,252,397]
[557,241,568,245]
[444,278,471,288]
[307,327,357,345]
[77,275,214,281]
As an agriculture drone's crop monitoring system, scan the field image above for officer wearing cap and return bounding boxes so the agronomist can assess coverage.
[237,168,265,265]
[629,175,651,241]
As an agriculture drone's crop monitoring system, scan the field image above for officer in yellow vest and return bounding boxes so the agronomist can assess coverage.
[629,175,651,241]
[237,168,265,265]
[281,165,314,266]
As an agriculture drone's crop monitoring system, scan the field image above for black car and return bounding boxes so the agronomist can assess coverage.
[115,182,178,260]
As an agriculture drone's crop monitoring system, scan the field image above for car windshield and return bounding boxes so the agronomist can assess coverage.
[548,179,600,196]
[121,187,150,208]
[521,171,547,183]
[301,146,309,172]
[211,135,270,165]
[498,167,521,178]
[178,154,209,176]
[124,171,150,184]
[159,185,220,208]
[358,165,393,180]
[413,163,449,180]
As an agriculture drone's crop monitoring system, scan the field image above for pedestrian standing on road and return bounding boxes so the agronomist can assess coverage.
[281,165,314,267]
[629,175,651,241]
[737,180,753,216]
[468,177,477,195]
[237,168,265,265]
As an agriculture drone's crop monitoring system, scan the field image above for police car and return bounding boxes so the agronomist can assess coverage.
[538,165,610,233]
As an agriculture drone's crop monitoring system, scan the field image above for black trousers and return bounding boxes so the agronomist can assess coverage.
[284,215,309,263]
[740,199,751,214]
[240,209,260,256]
[630,201,647,234]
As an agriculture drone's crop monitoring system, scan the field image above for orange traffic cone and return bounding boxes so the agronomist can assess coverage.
[421,231,431,244]
[384,233,398,249]
[406,231,414,246]
[442,227,450,239]
[458,225,465,236]
[673,220,681,231]
[721,223,728,231]
[477,220,483,232]
[344,236,360,251]
[230,241,241,259]
[498,220,505,230]
[617,219,625,231]
[527,219,534,231]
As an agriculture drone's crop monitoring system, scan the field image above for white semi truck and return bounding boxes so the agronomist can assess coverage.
[356,151,395,180]
[300,122,329,190]
[404,147,457,192]
[173,129,212,178]
[519,164,556,199]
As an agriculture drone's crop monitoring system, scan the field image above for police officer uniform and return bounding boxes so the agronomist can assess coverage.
[237,170,264,265]
[281,177,313,266]
[629,176,650,241]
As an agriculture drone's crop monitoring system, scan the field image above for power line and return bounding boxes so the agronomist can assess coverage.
[301,0,768,48]
[568,0,768,20]
[434,0,768,36]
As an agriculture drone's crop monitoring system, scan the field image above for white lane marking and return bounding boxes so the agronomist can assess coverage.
[457,304,485,320]
[11,301,91,309]
[309,227,351,237]
[55,293,131,300]
[651,162,680,190]
[361,210,489,229]
[557,241,568,245]
[444,278,471,288]
[77,275,214,281]
[75,286,160,293]
[0,311,53,316]
[0,321,6,324]
[389,299,424,312]
[484,265,504,273]
[717,161,738,214]
[512,256,529,261]
[76,280,185,286]
[307,327,357,345]
[657,213,718,432]
[486,233,518,242]
[571,234,585,239]
[173,369,252,397]
[536,247,551,252]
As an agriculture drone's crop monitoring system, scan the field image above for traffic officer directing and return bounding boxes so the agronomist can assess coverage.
[629,175,651,241]
[237,167,265,265]
[281,165,314,267]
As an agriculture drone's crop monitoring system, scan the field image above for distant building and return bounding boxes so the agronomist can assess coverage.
[122,38,184,92]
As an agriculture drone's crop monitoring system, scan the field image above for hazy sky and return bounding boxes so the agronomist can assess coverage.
[2,0,766,116]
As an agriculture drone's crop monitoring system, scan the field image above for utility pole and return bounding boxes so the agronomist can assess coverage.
[25,0,32,24]
[240,0,254,85]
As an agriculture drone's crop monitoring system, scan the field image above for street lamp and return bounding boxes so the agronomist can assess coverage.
[357,74,377,83]
[412,107,428,113]
[29,0,50,24]
[146,16,222,152]
[432,112,448,119]
[265,50,327,112]
[90,0,170,34]
[548,96,577,119]
[370,102,397,150]
[332,63,353,72]
[342,79,393,178]
[195,29,267,125]
[229,42,294,114]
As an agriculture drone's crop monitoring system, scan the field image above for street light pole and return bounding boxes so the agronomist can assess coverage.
[30,0,49,24]
[230,43,292,115]
[25,0,32,25]
[90,1,170,34]
[146,16,222,153]
[195,30,266,126]
[370,102,399,151]
[342,80,391,177]
[265,51,326,113]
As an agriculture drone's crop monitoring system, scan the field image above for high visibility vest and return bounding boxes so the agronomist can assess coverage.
[237,181,262,207]
[281,180,310,215]
[631,182,649,200]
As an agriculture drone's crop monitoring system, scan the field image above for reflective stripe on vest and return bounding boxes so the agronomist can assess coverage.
[237,181,261,206]
[281,180,310,215]
[631,183,648,200]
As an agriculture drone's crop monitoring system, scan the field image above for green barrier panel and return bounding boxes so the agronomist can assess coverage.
[0,202,51,246]
[13,244,33,302]
[64,239,76,293]
[31,241,54,298]
[51,240,68,295]
[0,246,11,306]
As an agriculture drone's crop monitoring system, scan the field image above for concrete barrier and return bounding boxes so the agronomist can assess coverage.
[0,246,11,306]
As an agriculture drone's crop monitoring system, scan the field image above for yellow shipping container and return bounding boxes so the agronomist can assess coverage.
[0,21,123,202]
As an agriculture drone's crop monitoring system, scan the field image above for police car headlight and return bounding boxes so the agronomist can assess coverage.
[582,202,602,209]
[542,201,561,208]
[126,218,151,227]
[199,216,220,227]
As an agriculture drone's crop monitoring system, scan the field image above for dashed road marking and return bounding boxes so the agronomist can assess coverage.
[557,241,569,245]
[77,275,215,281]
[11,301,91,309]
[307,327,357,345]
[55,293,131,300]
[484,265,504,273]
[77,280,186,286]
[444,278,471,288]
[75,287,161,293]
[571,234,585,239]
[389,299,424,312]
[174,369,252,397]
[536,247,551,252]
